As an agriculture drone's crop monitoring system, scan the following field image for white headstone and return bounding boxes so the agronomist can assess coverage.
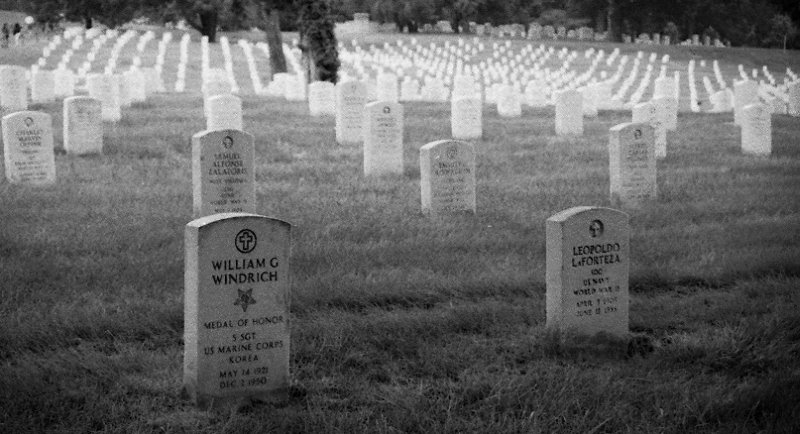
[335,80,367,144]
[2,111,56,184]
[31,70,55,104]
[363,101,403,176]
[125,68,146,103]
[307,81,336,116]
[192,129,256,218]
[546,206,630,337]
[86,73,121,122]
[183,213,291,408]
[632,102,666,158]
[63,96,103,155]
[376,72,399,102]
[788,82,800,117]
[0,65,28,111]
[555,89,583,135]
[609,122,656,207]
[741,103,771,156]
[53,68,75,98]
[419,139,476,216]
[451,97,482,140]
[733,80,759,126]
[206,94,243,131]
[496,84,522,117]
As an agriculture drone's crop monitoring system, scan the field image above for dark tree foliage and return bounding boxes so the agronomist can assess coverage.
[297,0,339,83]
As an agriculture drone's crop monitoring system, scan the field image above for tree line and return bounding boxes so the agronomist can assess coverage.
[4,0,798,49]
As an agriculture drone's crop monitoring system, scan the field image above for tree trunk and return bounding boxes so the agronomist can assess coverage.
[607,0,620,42]
[199,10,218,43]
[264,9,287,76]
[84,15,93,30]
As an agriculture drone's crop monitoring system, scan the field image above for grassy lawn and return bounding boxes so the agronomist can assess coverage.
[1,32,800,433]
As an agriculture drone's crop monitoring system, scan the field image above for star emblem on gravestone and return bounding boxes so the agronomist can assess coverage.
[234,288,256,312]
[383,106,391,113]
[223,136,234,149]
[24,117,34,127]
[634,129,642,139]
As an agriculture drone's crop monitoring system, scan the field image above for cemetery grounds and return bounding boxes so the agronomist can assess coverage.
[1,30,800,432]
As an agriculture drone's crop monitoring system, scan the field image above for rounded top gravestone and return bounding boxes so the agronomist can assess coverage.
[546,207,630,337]
[2,111,56,185]
[192,129,256,218]
[184,213,292,409]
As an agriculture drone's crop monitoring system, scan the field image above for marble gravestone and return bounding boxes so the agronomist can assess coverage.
[31,70,55,104]
[192,129,256,218]
[63,96,103,155]
[206,94,243,132]
[335,80,367,145]
[86,73,121,122]
[184,213,291,409]
[2,111,56,184]
[0,65,28,111]
[555,89,583,136]
[632,102,666,159]
[496,84,522,118]
[609,123,656,207]
[203,78,232,117]
[419,140,476,216]
[788,81,800,117]
[363,101,404,176]
[741,103,771,156]
[451,96,482,140]
[733,80,759,126]
[307,81,335,116]
[546,206,630,337]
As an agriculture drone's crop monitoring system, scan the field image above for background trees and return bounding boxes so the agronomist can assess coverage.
[7,0,800,49]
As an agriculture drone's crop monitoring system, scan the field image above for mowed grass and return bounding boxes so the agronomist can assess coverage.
[2,39,800,432]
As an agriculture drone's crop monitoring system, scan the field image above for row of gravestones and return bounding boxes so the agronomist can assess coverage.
[182,204,630,408]
[0,98,102,183]
[0,64,158,122]
[1,89,774,188]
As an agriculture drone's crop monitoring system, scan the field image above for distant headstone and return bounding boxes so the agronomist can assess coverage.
[31,70,55,104]
[741,103,771,156]
[86,73,121,122]
[555,89,583,135]
[192,129,256,218]
[335,80,367,144]
[284,74,307,101]
[206,94,243,131]
[451,96,482,140]
[63,96,103,155]
[733,80,759,126]
[53,68,75,98]
[546,206,630,337]
[183,213,291,408]
[496,84,522,117]
[419,139,476,216]
[632,102,666,158]
[787,82,800,117]
[0,65,28,111]
[376,72,399,102]
[2,111,56,184]
[609,122,656,207]
[203,78,232,116]
[307,81,336,116]
[124,68,146,103]
[363,101,404,176]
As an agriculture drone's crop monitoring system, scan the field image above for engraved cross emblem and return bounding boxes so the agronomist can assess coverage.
[235,229,257,253]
